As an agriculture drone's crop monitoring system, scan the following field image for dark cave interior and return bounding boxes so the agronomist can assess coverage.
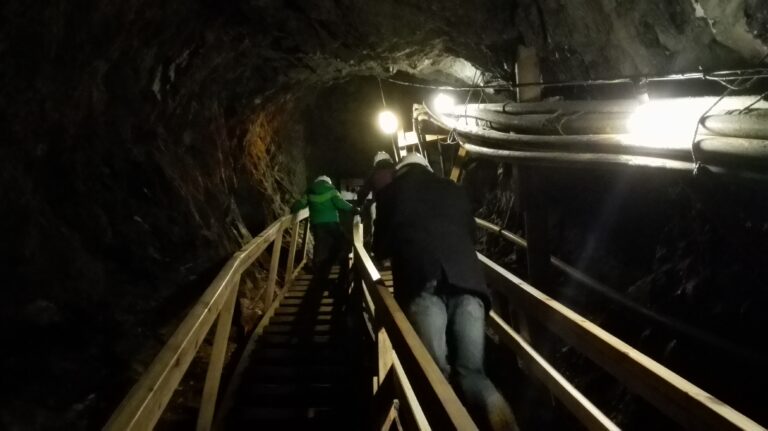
[2,1,768,430]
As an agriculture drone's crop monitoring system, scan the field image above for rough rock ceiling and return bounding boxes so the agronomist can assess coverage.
[520,0,767,79]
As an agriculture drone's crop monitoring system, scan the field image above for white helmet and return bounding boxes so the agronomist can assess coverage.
[373,151,393,166]
[314,175,332,184]
[396,152,432,172]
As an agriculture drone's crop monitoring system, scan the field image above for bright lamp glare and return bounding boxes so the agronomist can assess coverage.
[625,99,705,148]
[433,93,456,113]
[378,111,398,134]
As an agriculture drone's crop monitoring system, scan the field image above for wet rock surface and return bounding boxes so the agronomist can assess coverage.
[2,0,768,429]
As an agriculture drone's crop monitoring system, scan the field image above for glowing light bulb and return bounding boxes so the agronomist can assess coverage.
[433,93,456,113]
[378,110,398,134]
[625,98,706,148]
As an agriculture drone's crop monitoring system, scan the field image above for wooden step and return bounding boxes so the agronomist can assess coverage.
[225,409,343,431]
[280,298,335,306]
[249,347,344,363]
[264,323,336,334]
[242,365,345,383]
[241,383,344,407]
[275,305,335,315]
[270,314,333,324]
[259,334,335,345]
[284,290,330,298]
[288,285,336,292]
[233,406,337,422]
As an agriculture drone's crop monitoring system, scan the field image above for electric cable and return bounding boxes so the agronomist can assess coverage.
[377,77,387,106]
[383,68,768,92]
[738,89,768,113]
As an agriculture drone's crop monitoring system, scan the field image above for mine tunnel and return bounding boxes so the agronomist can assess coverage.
[3,1,768,430]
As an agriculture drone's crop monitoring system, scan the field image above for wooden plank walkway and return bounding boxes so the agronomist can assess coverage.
[220,271,367,430]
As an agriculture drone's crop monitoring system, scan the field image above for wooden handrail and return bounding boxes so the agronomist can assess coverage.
[352,221,478,430]
[479,253,765,431]
[104,209,309,431]
[487,312,619,431]
[475,217,751,359]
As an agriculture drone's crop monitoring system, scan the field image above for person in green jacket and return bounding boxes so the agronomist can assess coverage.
[291,175,356,299]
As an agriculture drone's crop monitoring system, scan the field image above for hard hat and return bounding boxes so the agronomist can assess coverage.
[373,151,393,166]
[396,152,432,172]
[314,175,332,184]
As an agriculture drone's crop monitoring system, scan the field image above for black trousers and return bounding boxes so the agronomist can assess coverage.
[311,223,350,297]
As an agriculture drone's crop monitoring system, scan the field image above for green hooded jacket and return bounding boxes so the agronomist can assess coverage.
[290,179,353,225]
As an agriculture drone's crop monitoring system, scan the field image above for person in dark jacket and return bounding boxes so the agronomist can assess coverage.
[291,175,355,299]
[356,151,396,206]
[374,153,518,431]
[357,151,396,251]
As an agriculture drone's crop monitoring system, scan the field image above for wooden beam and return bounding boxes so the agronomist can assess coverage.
[514,45,550,290]
[285,208,309,281]
[238,218,289,270]
[378,327,395,384]
[104,212,308,431]
[391,353,431,431]
[300,219,310,266]
[373,371,400,431]
[285,216,301,279]
[196,281,238,431]
[517,166,550,288]
[264,224,285,309]
[213,274,295,429]
[478,253,765,431]
[104,257,244,430]
[449,146,468,183]
[487,311,619,431]
[515,45,542,102]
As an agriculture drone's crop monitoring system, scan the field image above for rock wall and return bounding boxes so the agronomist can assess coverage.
[516,0,768,80]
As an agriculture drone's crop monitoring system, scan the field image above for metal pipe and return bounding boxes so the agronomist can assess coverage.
[462,142,695,171]
[461,96,768,116]
[475,218,764,361]
[453,128,693,161]
[694,137,768,168]
[447,110,629,135]
[429,100,694,162]
[701,113,768,140]
[697,136,768,159]
[451,110,768,142]
[479,100,639,115]
[423,100,768,175]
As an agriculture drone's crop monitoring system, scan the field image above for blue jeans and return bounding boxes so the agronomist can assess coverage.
[404,282,518,431]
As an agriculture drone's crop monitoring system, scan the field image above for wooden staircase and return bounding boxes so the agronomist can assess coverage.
[220,270,367,430]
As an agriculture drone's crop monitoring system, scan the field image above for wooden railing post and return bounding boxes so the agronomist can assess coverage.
[196,277,239,431]
[265,223,285,309]
[449,146,468,182]
[300,219,310,265]
[285,215,301,280]
[377,326,394,388]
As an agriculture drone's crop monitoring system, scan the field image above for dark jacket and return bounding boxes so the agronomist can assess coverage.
[356,161,395,206]
[373,165,491,308]
[291,179,353,225]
